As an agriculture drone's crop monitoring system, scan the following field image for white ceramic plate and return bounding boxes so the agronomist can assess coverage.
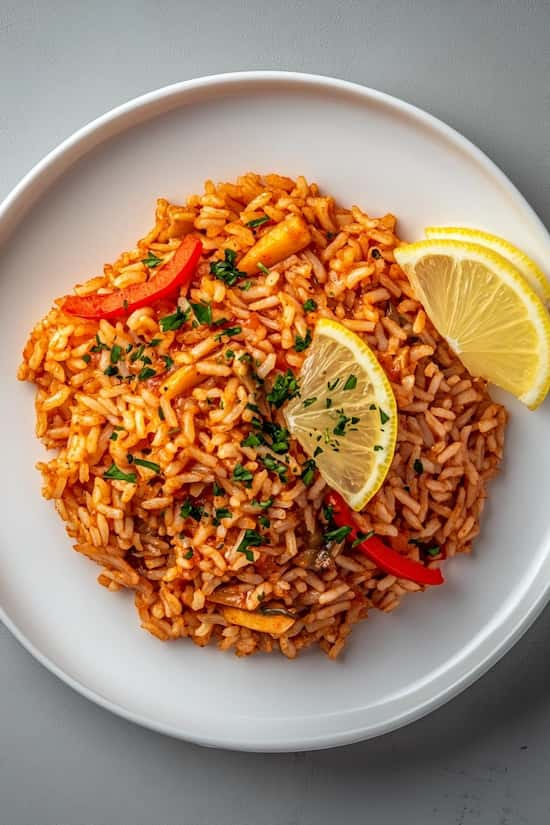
[1,72,549,752]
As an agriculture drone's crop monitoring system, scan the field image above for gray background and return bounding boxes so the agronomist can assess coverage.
[1,1,549,823]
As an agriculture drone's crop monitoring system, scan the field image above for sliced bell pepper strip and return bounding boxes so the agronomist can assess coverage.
[325,490,444,586]
[61,235,202,319]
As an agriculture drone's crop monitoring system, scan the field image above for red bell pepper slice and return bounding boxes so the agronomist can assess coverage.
[61,235,202,319]
[325,491,444,586]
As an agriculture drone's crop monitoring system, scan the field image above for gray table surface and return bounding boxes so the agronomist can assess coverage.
[1,1,550,823]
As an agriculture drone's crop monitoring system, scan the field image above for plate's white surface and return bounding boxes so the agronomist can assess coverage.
[1,72,550,752]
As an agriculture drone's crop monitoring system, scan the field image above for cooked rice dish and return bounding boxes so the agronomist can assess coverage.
[18,173,506,659]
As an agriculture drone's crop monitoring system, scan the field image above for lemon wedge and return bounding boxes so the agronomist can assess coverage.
[425,226,550,305]
[284,318,397,511]
[394,240,550,409]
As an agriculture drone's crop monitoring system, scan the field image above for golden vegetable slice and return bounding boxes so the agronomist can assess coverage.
[239,214,312,274]
[223,607,295,635]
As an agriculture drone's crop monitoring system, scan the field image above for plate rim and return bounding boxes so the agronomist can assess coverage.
[2,70,550,752]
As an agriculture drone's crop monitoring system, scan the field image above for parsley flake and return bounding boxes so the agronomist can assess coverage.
[104,463,136,483]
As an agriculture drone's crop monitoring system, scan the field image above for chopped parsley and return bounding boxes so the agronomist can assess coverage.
[212,481,223,496]
[258,514,270,529]
[258,262,271,275]
[262,422,289,454]
[225,349,235,361]
[333,412,360,437]
[190,301,212,326]
[183,549,194,560]
[239,280,253,292]
[325,398,333,409]
[129,344,145,363]
[109,432,119,441]
[104,365,119,377]
[371,248,381,259]
[352,530,375,547]
[210,248,245,287]
[137,366,156,381]
[180,498,204,521]
[160,354,174,371]
[246,215,270,228]
[159,306,190,332]
[142,251,164,268]
[426,545,441,557]
[373,445,384,452]
[232,464,253,488]
[213,507,232,525]
[104,463,136,483]
[313,446,323,457]
[242,433,263,449]
[158,405,165,421]
[343,374,357,391]
[379,407,390,425]
[303,396,317,408]
[132,457,161,474]
[300,459,316,487]
[82,353,91,364]
[294,329,312,352]
[324,525,352,544]
[413,459,424,474]
[253,497,273,509]
[239,352,253,363]
[214,325,242,342]
[327,377,340,391]
[236,529,263,561]
[261,455,288,483]
[91,334,109,353]
[266,369,300,408]
[246,402,260,414]
[149,338,161,347]
[303,298,317,313]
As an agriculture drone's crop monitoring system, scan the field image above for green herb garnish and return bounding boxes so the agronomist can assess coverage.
[258,514,270,529]
[158,406,165,421]
[303,299,317,313]
[132,457,161,474]
[104,463,136,483]
[142,251,164,268]
[324,525,352,544]
[239,280,253,292]
[343,374,357,391]
[129,343,145,363]
[233,464,253,487]
[300,459,316,487]
[104,365,119,377]
[371,248,381,259]
[379,407,390,425]
[137,366,156,381]
[261,455,288,483]
[352,530,375,547]
[159,306,190,332]
[253,497,273,509]
[149,338,161,347]
[225,349,235,361]
[82,353,91,364]
[160,354,174,371]
[190,301,212,326]
[246,215,270,228]
[214,325,242,342]
[242,433,263,448]
[184,549,194,560]
[303,397,317,408]
[210,248,245,287]
[327,378,340,391]
[257,262,271,275]
[373,445,384,452]
[266,369,300,408]
[91,334,109,353]
[236,529,263,561]
[213,481,223,496]
[294,329,312,352]
[213,507,232,525]
[413,459,424,474]
[180,498,204,521]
